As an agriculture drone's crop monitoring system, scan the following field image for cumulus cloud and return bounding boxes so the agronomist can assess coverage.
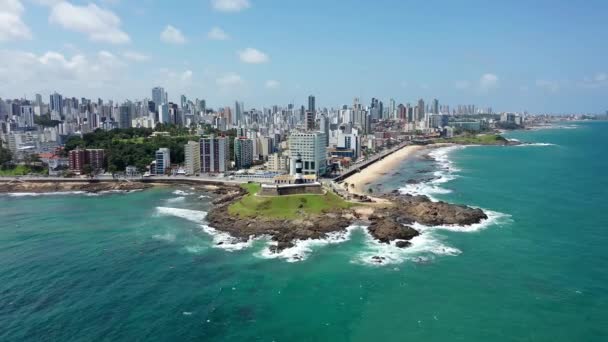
[536,79,560,92]
[211,0,250,12]
[207,26,229,40]
[0,49,126,93]
[216,72,244,87]
[0,0,32,41]
[265,80,280,89]
[122,51,150,62]
[238,48,269,64]
[49,2,130,44]
[160,25,186,44]
[479,73,499,91]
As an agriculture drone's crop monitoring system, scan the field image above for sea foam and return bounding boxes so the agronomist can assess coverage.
[257,226,359,262]
[156,207,207,222]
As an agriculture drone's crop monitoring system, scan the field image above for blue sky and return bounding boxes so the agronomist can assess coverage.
[0,0,607,113]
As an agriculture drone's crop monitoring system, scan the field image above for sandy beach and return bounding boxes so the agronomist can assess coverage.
[342,145,426,195]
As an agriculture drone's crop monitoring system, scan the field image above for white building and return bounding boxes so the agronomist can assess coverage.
[184,141,201,175]
[154,148,170,175]
[288,131,327,176]
[267,153,289,173]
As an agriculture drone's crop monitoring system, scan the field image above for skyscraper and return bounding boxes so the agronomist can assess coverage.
[417,99,425,121]
[308,95,316,113]
[433,98,439,114]
[50,92,63,116]
[184,141,201,175]
[305,111,315,131]
[118,104,132,128]
[319,114,329,147]
[200,135,230,173]
[152,87,167,109]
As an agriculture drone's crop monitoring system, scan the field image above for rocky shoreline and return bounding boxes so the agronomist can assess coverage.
[206,188,488,253]
[0,180,151,193]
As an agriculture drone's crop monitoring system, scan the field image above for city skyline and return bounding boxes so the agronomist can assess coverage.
[0,0,607,113]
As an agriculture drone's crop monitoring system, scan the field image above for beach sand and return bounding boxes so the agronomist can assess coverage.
[342,145,425,196]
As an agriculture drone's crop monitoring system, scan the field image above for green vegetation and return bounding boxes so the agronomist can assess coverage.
[228,183,355,219]
[439,133,507,145]
[0,146,12,167]
[0,165,45,176]
[34,114,62,128]
[63,126,238,172]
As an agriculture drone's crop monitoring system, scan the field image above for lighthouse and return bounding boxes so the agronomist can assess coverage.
[294,153,304,184]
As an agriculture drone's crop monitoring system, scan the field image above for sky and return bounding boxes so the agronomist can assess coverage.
[0,0,607,113]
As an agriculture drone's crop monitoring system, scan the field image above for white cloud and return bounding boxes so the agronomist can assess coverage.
[122,51,150,62]
[49,2,130,44]
[160,25,186,44]
[0,0,32,41]
[216,72,244,87]
[536,79,559,92]
[211,0,250,12]
[479,73,499,91]
[0,49,126,92]
[238,48,269,64]
[455,80,470,90]
[265,80,280,89]
[207,26,229,40]
[594,72,607,82]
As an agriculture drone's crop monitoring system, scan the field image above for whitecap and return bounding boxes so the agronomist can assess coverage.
[257,226,359,262]
[156,207,207,223]
[515,142,557,147]
[166,196,186,203]
[353,228,461,267]
[172,190,193,196]
[200,224,257,252]
[153,232,176,242]
[5,191,86,197]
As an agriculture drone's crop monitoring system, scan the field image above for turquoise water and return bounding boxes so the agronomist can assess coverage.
[1,122,607,341]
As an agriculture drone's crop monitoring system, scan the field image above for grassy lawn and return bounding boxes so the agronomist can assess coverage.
[442,133,507,145]
[0,165,43,176]
[228,183,354,219]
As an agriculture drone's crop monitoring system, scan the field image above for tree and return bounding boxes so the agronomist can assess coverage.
[82,164,94,178]
[0,147,13,167]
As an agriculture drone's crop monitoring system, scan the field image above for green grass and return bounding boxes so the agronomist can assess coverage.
[0,165,42,176]
[441,133,507,145]
[228,183,354,219]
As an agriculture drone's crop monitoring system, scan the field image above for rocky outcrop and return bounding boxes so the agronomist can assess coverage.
[384,194,488,226]
[367,216,419,244]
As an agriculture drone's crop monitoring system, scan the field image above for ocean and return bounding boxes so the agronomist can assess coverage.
[1,121,607,341]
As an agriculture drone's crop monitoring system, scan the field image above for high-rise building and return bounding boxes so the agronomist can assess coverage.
[417,99,425,121]
[234,137,254,169]
[50,92,63,116]
[235,101,244,125]
[319,114,329,146]
[288,131,327,176]
[118,104,132,128]
[308,95,316,113]
[433,98,439,115]
[305,111,315,131]
[69,148,105,174]
[151,87,167,109]
[155,148,171,175]
[158,103,169,124]
[200,135,230,173]
[184,141,201,175]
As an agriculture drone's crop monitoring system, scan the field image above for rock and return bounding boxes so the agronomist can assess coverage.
[367,218,420,243]
[395,240,411,248]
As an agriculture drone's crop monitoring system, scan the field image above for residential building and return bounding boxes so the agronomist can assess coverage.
[200,135,230,173]
[288,131,327,176]
[184,140,201,175]
[234,137,254,169]
[68,148,105,174]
